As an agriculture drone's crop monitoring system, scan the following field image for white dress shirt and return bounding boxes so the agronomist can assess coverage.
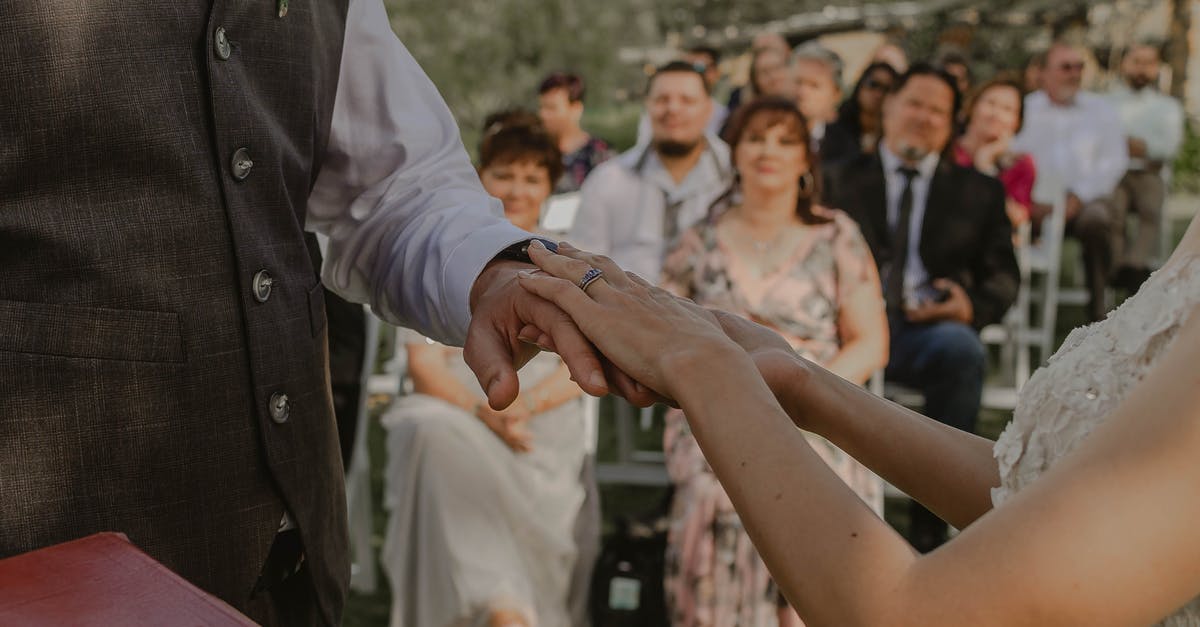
[878,143,940,298]
[307,0,532,346]
[1012,90,1129,203]
[1107,81,1184,171]
[568,136,732,281]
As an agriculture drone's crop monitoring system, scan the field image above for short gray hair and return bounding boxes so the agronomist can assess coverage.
[791,41,843,88]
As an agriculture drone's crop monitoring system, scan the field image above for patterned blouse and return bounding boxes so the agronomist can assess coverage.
[555,136,613,194]
[660,206,880,363]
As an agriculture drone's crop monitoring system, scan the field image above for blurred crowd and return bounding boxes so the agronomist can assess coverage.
[375,33,1186,627]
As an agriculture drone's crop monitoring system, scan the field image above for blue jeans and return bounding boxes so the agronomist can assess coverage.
[885,317,986,552]
[885,317,985,434]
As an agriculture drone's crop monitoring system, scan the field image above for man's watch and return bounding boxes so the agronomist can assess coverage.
[493,237,558,264]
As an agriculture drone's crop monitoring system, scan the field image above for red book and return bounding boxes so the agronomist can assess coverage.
[0,532,257,626]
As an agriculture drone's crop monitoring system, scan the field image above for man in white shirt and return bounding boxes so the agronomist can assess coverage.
[1013,42,1129,321]
[635,50,730,148]
[570,61,733,281]
[1107,42,1185,291]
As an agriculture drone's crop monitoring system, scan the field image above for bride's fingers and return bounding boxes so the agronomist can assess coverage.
[554,243,632,288]
[516,270,605,329]
[528,240,618,299]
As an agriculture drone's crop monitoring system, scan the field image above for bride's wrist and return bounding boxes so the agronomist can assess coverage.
[657,339,752,398]
[756,351,814,425]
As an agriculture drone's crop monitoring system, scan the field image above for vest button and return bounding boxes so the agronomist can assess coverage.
[269,392,290,424]
[214,27,231,61]
[252,270,274,303]
[231,147,253,181]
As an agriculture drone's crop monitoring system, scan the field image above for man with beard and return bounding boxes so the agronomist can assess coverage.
[1107,42,1184,292]
[824,64,1019,553]
[570,62,732,280]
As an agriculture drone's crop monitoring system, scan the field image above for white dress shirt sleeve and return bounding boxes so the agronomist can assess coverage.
[1071,98,1129,203]
[306,0,531,345]
[1143,97,1185,162]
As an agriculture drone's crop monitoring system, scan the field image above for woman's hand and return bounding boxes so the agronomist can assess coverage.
[518,241,742,402]
[475,401,533,453]
[973,137,1010,176]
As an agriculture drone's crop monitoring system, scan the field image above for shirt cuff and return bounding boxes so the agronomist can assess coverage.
[441,222,540,343]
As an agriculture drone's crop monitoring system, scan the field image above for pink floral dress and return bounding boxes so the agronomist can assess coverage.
[659,206,884,627]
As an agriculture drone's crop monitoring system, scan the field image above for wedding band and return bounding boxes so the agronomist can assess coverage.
[578,267,605,293]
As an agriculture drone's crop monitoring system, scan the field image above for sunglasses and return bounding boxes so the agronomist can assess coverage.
[863,79,892,91]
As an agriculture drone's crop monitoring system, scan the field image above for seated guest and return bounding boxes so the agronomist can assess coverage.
[381,114,589,627]
[935,48,973,98]
[790,42,857,167]
[727,33,793,113]
[1107,42,1185,292]
[571,61,732,281]
[685,45,731,133]
[660,97,888,627]
[830,62,899,159]
[538,72,614,193]
[638,47,731,147]
[954,76,1037,232]
[1012,41,1128,321]
[824,64,1019,553]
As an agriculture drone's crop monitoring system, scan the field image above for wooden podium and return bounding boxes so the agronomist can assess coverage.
[0,532,257,626]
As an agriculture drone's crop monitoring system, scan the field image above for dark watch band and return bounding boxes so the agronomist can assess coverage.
[493,237,558,264]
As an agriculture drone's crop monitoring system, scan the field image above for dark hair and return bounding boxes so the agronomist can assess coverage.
[539,72,586,103]
[647,60,711,96]
[960,74,1026,133]
[478,110,564,185]
[836,62,899,133]
[890,62,961,121]
[686,45,721,67]
[715,96,830,225]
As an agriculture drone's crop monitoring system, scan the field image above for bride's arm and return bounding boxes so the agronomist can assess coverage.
[520,243,1200,626]
[715,311,999,529]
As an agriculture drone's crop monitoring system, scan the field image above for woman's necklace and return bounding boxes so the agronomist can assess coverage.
[726,214,797,279]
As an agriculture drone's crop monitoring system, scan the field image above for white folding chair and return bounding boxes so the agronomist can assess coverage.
[595,399,670,486]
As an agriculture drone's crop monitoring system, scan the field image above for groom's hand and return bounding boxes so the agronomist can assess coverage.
[465,258,663,410]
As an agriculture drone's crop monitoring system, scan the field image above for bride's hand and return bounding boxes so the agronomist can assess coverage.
[518,241,740,401]
[707,309,812,412]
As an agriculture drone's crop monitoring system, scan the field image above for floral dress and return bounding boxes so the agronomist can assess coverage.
[659,207,885,626]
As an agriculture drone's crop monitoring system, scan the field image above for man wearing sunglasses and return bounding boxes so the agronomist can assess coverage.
[1013,42,1129,321]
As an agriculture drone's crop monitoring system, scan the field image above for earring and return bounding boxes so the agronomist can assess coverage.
[797,171,815,199]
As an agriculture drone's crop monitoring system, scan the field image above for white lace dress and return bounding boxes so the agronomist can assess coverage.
[992,255,1200,626]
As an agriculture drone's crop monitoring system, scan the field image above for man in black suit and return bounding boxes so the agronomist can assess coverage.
[824,64,1019,552]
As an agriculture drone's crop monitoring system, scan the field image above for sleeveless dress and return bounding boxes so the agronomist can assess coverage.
[992,254,1200,626]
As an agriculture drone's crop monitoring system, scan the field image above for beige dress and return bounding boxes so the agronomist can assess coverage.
[992,254,1200,626]
[380,338,587,627]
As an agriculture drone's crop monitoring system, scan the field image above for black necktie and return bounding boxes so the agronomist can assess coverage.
[885,167,919,312]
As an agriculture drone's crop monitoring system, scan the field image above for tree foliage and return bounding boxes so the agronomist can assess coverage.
[382,0,653,137]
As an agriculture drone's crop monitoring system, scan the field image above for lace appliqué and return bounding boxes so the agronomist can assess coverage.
[990,255,1200,625]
